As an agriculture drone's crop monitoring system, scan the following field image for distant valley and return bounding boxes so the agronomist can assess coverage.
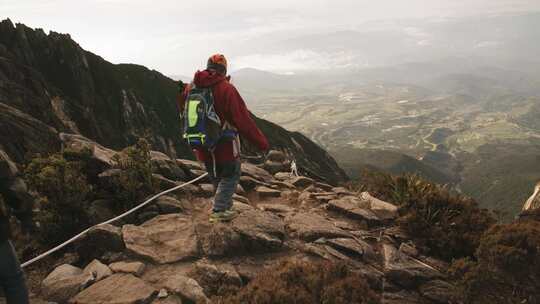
[233,60,540,217]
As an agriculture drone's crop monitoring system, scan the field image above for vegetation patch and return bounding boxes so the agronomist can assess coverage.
[449,215,540,303]
[24,148,94,245]
[109,138,159,212]
[353,170,495,261]
[215,258,380,304]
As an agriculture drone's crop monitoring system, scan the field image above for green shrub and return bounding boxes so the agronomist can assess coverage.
[352,171,495,261]
[450,217,540,303]
[24,149,93,244]
[215,259,380,304]
[109,138,158,212]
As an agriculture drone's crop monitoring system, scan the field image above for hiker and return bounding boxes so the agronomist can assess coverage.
[0,151,34,304]
[179,54,269,223]
[290,159,298,177]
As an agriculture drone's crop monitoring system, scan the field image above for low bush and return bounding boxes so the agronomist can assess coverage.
[109,138,158,212]
[24,149,93,245]
[450,217,540,303]
[216,259,380,304]
[353,170,495,261]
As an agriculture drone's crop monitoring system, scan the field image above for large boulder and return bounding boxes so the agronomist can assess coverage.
[274,172,292,181]
[382,244,443,288]
[190,261,242,296]
[256,186,281,198]
[360,192,398,220]
[332,187,354,196]
[176,158,204,171]
[150,151,186,181]
[263,160,288,174]
[239,175,265,191]
[232,209,286,250]
[155,195,188,214]
[77,224,125,262]
[122,214,199,264]
[322,237,377,261]
[70,274,157,304]
[290,176,314,188]
[109,261,146,277]
[83,260,112,283]
[328,196,381,226]
[161,274,208,303]
[241,163,273,183]
[42,264,94,303]
[286,213,351,241]
[60,133,116,172]
[198,209,285,257]
[266,150,287,163]
[199,184,215,197]
[0,102,60,163]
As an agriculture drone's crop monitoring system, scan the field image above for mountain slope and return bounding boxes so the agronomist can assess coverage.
[0,19,347,183]
[332,148,452,184]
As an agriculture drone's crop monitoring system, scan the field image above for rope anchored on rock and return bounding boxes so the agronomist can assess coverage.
[20,172,209,268]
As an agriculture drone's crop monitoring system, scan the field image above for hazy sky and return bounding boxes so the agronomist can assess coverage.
[2,0,540,76]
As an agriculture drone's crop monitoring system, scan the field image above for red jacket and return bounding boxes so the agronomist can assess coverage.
[179,70,269,163]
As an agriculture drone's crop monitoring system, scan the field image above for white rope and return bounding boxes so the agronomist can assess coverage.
[21,172,209,268]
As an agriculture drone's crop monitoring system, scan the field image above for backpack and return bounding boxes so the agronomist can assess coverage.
[182,85,237,149]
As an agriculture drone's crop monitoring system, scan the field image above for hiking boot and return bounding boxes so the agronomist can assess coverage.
[209,210,238,223]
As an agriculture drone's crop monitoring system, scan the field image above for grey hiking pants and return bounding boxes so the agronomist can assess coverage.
[0,241,29,304]
[205,160,241,212]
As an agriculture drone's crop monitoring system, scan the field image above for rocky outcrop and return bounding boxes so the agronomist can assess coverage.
[60,133,117,171]
[35,137,452,304]
[197,209,285,257]
[286,213,351,241]
[0,102,60,162]
[70,274,157,304]
[522,181,540,211]
[109,261,146,277]
[122,214,199,264]
[328,196,384,226]
[42,264,94,303]
[83,260,112,282]
[76,224,125,262]
[382,243,443,288]
[161,274,209,303]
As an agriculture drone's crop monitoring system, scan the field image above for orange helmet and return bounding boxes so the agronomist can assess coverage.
[207,53,227,75]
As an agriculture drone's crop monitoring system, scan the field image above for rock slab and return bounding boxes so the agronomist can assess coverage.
[70,274,157,304]
[122,214,199,264]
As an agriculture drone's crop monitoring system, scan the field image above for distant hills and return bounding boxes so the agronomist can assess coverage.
[232,52,540,218]
[332,148,452,185]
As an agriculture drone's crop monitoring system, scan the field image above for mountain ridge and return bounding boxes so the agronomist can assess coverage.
[0,18,347,183]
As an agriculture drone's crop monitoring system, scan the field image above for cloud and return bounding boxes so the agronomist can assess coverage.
[474,41,503,48]
[232,49,365,72]
[1,0,539,74]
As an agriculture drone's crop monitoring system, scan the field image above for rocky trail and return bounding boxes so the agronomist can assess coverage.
[13,135,457,304]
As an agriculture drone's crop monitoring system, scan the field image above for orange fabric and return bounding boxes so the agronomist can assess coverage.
[208,54,227,69]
